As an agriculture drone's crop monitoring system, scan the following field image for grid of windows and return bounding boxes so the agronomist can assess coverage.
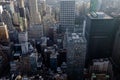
[60,0,75,32]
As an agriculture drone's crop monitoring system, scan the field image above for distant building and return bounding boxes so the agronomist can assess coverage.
[59,0,75,32]
[2,10,14,31]
[37,0,46,19]
[46,5,52,15]
[85,12,117,67]
[18,0,24,8]
[64,32,86,80]
[28,0,41,24]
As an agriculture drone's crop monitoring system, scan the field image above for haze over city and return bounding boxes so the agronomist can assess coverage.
[0,0,120,80]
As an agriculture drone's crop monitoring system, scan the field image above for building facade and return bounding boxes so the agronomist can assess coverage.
[59,0,75,32]
[64,32,86,80]
[85,12,117,67]
[28,0,41,24]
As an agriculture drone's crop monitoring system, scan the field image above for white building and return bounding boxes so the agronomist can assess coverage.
[0,5,3,14]
[59,0,75,32]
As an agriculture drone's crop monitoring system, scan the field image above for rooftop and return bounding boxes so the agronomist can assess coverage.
[67,33,86,43]
[88,12,113,19]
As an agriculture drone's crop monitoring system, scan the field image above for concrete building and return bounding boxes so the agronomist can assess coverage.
[0,5,3,14]
[42,14,55,36]
[17,0,28,31]
[2,10,14,31]
[28,0,41,24]
[18,0,24,8]
[37,0,46,19]
[46,5,52,15]
[64,32,86,80]
[85,12,117,67]
[0,22,9,43]
[112,20,120,79]
[18,32,28,54]
[59,0,75,32]
[28,24,43,40]
[13,12,19,26]
[88,58,113,80]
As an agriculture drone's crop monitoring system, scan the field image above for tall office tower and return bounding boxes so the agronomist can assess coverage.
[0,5,3,14]
[28,0,41,24]
[85,12,117,67]
[18,0,24,8]
[38,0,46,18]
[2,10,14,31]
[112,18,120,79]
[0,22,9,43]
[18,32,28,54]
[64,32,86,80]
[17,0,28,31]
[59,0,75,32]
[0,5,3,22]
[18,0,26,18]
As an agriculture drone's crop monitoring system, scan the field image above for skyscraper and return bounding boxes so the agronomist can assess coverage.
[112,18,120,79]
[28,0,41,24]
[59,0,75,32]
[38,0,46,18]
[18,0,24,8]
[0,22,9,43]
[2,10,14,31]
[85,12,117,67]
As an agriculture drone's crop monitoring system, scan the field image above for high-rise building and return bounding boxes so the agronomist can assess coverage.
[64,32,86,80]
[18,0,24,8]
[112,18,120,79]
[38,0,46,18]
[28,0,41,24]
[0,22,9,43]
[2,10,14,31]
[85,12,117,67]
[18,0,26,18]
[59,0,75,32]
[18,32,28,54]
[0,5,3,14]
[2,1,15,15]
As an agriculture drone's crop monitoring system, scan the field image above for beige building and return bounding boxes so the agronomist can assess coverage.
[0,22,9,43]
[28,0,41,24]
[38,0,46,18]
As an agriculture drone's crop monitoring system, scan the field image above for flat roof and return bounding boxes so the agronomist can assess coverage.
[88,12,113,19]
